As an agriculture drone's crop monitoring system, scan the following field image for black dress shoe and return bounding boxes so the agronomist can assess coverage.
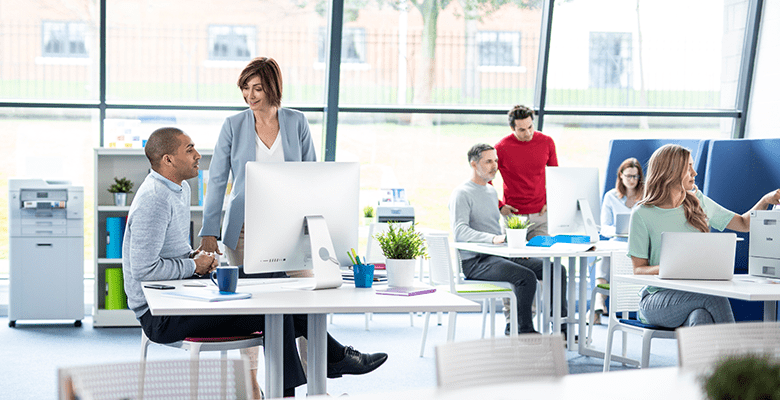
[327,346,388,378]
[505,323,539,335]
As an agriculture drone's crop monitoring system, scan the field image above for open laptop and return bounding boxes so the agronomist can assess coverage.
[658,232,737,280]
[614,213,631,236]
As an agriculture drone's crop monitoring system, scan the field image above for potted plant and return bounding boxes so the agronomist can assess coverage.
[363,205,375,226]
[701,354,780,400]
[108,177,134,206]
[505,215,533,248]
[373,222,428,287]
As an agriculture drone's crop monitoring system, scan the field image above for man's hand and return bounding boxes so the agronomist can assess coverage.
[197,236,222,255]
[500,204,518,216]
[194,252,217,276]
[539,204,547,216]
[492,234,506,244]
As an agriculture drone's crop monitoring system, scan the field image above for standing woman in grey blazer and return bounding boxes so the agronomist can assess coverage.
[197,57,316,400]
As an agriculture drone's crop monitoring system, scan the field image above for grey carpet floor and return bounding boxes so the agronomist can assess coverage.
[0,311,678,399]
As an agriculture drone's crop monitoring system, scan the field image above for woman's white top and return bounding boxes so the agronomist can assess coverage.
[600,188,635,240]
[255,131,285,162]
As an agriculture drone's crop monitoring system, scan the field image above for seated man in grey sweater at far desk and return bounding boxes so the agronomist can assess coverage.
[122,127,387,399]
[449,143,568,336]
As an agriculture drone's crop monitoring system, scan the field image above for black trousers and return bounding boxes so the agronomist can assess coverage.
[140,311,307,390]
[461,254,567,333]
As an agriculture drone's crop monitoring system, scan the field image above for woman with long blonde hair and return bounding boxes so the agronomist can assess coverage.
[627,144,780,327]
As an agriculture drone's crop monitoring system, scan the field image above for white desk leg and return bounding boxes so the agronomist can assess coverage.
[307,313,328,396]
[553,257,562,334]
[265,314,284,399]
[578,256,587,354]
[542,258,551,334]
[565,256,576,349]
[765,301,778,322]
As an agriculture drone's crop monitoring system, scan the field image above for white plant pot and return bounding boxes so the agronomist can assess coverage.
[385,258,417,287]
[506,228,528,248]
[113,192,128,207]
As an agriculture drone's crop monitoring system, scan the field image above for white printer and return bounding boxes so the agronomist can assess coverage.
[376,188,414,223]
[748,209,780,279]
[8,179,84,327]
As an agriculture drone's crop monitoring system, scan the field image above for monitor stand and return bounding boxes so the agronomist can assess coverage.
[285,215,344,290]
[577,198,600,243]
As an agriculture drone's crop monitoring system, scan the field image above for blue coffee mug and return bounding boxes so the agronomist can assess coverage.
[211,266,238,293]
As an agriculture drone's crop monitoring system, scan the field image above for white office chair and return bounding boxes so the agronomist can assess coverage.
[141,329,264,394]
[419,233,518,357]
[677,321,780,374]
[435,334,567,390]
[59,359,252,400]
[603,250,676,372]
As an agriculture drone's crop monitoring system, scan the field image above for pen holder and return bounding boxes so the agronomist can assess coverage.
[353,264,375,288]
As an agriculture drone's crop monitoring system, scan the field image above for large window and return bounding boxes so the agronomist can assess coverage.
[42,21,88,58]
[588,32,631,89]
[318,27,367,64]
[208,25,255,61]
[478,31,522,67]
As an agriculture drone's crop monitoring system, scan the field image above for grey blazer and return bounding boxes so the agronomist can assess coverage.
[199,108,317,250]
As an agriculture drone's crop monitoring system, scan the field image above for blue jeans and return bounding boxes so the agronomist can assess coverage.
[462,254,567,333]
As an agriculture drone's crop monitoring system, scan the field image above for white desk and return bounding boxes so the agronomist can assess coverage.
[308,367,701,400]
[142,278,480,398]
[452,241,628,358]
[614,274,780,321]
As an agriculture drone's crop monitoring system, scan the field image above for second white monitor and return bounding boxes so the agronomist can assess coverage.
[545,166,600,239]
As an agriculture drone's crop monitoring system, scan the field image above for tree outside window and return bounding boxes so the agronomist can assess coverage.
[589,32,632,89]
[42,21,88,58]
[477,31,521,67]
[208,25,256,61]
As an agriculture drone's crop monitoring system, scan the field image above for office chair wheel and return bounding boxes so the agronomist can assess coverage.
[74,320,82,327]
[9,320,15,327]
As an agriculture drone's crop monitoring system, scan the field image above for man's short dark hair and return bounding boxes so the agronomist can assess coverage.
[145,127,184,169]
[508,105,534,129]
[468,143,495,164]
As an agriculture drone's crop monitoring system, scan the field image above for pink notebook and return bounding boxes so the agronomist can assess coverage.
[375,286,436,296]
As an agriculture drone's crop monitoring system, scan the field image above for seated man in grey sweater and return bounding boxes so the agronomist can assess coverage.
[123,127,387,398]
[449,143,567,335]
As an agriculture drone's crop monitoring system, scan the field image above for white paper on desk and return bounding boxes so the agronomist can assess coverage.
[164,290,252,302]
[550,242,595,252]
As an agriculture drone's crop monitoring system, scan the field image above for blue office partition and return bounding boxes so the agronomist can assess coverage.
[703,139,780,321]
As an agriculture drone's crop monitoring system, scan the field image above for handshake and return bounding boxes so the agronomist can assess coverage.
[192,250,220,275]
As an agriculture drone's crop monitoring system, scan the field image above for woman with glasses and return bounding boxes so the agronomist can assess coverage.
[591,158,644,324]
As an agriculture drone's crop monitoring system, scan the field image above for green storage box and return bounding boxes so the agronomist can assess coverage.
[105,268,127,310]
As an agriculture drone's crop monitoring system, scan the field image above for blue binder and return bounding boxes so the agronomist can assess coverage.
[106,217,126,259]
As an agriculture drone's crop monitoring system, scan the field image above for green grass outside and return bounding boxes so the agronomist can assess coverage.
[1,79,720,109]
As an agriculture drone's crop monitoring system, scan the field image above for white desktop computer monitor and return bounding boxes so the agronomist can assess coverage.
[243,162,359,289]
[545,167,601,242]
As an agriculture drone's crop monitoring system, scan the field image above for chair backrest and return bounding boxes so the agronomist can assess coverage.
[435,334,568,390]
[59,359,251,400]
[609,250,643,315]
[677,321,780,374]
[424,233,457,293]
[365,222,413,264]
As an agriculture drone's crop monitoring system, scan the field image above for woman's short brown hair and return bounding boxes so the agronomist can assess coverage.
[237,57,283,108]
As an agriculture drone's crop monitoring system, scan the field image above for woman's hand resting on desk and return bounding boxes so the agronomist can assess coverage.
[197,236,223,255]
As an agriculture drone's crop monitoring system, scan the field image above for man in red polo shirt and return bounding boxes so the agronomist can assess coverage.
[496,104,558,239]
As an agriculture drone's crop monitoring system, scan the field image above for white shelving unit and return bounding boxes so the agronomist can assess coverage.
[93,148,213,327]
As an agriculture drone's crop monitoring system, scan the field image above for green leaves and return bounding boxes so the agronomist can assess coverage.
[107,177,134,193]
[505,214,533,230]
[373,222,429,260]
[702,354,780,400]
